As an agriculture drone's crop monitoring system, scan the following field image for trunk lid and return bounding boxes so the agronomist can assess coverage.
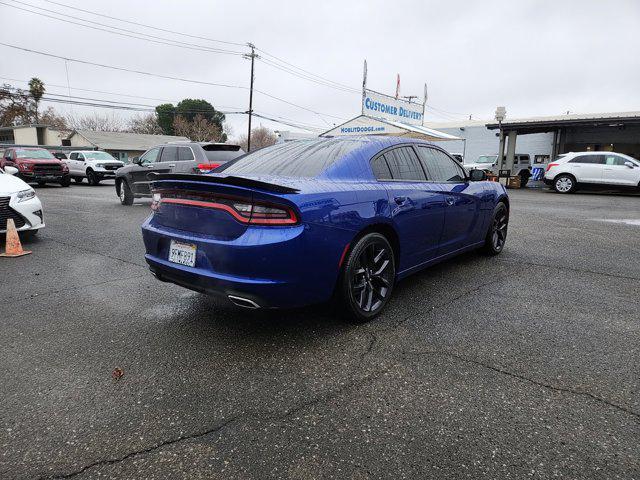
[149,173,300,240]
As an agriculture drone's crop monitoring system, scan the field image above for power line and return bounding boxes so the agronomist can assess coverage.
[255,47,358,92]
[0,43,347,122]
[252,113,321,133]
[254,89,345,123]
[258,57,360,94]
[3,87,322,131]
[0,42,248,89]
[1,0,245,56]
[16,0,358,97]
[0,75,242,110]
[42,0,246,47]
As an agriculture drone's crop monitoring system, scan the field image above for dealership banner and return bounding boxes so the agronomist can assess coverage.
[362,89,424,126]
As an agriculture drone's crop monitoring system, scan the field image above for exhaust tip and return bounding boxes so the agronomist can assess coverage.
[228,295,260,309]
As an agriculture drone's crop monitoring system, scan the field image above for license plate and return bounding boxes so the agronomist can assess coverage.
[168,240,197,267]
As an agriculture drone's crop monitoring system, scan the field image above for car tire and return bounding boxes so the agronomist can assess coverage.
[60,176,71,187]
[87,170,100,186]
[118,180,134,205]
[338,232,396,323]
[74,177,83,184]
[553,174,576,193]
[482,202,509,255]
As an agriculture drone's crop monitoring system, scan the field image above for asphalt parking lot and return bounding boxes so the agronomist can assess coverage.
[2,181,639,479]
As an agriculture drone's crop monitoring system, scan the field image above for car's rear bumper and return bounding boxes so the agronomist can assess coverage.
[141,216,350,309]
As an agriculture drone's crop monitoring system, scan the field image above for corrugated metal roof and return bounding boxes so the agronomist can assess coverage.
[71,130,191,150]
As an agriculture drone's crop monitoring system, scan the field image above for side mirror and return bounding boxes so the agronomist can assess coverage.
[4,166,19,175]
[132,156,141,165]
[468,169,487,181]
[624,161,635,168]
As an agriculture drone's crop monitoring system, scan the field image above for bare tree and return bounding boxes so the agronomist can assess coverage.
[0,84,32,126]
[173,114,225,142]
[66,112,126,132]
[236,125,277,152]
[128,113,163,134]
[40,107,70,133]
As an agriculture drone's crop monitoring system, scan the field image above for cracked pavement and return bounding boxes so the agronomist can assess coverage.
[1,183,639,479]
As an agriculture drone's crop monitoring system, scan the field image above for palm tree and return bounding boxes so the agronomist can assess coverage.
[28,77,45,123]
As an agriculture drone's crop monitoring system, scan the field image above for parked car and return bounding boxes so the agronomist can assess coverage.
[0,147,71,187]
[116,142,244,205]
[52,152,68,160]
[66,150,124,185]
[141,137,509,322]
[464,154,532,186]
[0,165,44,238]
[544,151,640,193]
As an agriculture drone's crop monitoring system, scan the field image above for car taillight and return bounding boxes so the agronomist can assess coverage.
[153,190,298,226]
[196,163,221,173]
[546,163,559,172]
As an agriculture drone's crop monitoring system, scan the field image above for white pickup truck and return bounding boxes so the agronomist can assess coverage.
[463,154,532,187]
[67,150,125,185]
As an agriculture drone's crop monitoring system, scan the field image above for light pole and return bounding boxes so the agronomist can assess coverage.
[495,106,506,171]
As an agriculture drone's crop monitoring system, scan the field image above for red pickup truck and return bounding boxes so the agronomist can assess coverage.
[1,147,71,187]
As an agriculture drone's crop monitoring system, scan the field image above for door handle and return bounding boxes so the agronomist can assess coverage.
[145,164,154,168]
[168,164,176,167]
[445,196,455,206]
[394,196,407,205]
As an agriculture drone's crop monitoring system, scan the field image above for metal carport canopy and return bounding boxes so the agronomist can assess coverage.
[485,111,640,134]
[320,115,461,141]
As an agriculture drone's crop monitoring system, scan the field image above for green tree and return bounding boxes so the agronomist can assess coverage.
[155,103,176,135]
[28,77,45,123]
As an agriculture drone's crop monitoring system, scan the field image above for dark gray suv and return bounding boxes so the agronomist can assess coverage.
[115,142,244,205]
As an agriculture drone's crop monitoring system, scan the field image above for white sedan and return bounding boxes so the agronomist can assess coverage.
[544,151,640,193]
[0,166,44,238]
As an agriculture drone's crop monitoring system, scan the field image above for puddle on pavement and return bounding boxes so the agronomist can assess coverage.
[593,218,640,226]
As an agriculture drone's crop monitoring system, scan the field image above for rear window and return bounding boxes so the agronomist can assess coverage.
[218,139,366,178]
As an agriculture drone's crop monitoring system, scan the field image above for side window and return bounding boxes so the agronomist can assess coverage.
[140,147,160,165]
[69,152,77,160]
[417,147,466,182]
[604,155,626,166]
[384,147,426,181]
[159,146,178,162]
[178,147,194,161]
[569,155,605,164]
[77,153,85,161]
[371,155,392,180]
[6,149,14,160]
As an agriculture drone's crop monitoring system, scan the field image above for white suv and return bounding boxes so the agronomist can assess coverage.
[544,151,640,193]
[67,150,124,185]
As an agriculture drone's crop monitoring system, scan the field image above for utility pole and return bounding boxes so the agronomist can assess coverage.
[244,43,259,152]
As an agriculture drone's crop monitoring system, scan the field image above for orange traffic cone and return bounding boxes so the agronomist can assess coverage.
[0,219,31,257]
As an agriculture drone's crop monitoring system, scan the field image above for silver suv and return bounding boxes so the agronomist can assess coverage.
[115,142,244,205]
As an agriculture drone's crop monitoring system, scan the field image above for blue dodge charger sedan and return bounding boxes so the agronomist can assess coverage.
[141,136,509,321]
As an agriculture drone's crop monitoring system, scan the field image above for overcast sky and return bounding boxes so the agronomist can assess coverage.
[2,0,639,138]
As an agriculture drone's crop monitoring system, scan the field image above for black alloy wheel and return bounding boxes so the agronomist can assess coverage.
[341,233,395,322]
[483,202,508,255]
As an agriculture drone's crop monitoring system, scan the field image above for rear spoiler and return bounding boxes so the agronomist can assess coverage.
[147,173,299,194]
